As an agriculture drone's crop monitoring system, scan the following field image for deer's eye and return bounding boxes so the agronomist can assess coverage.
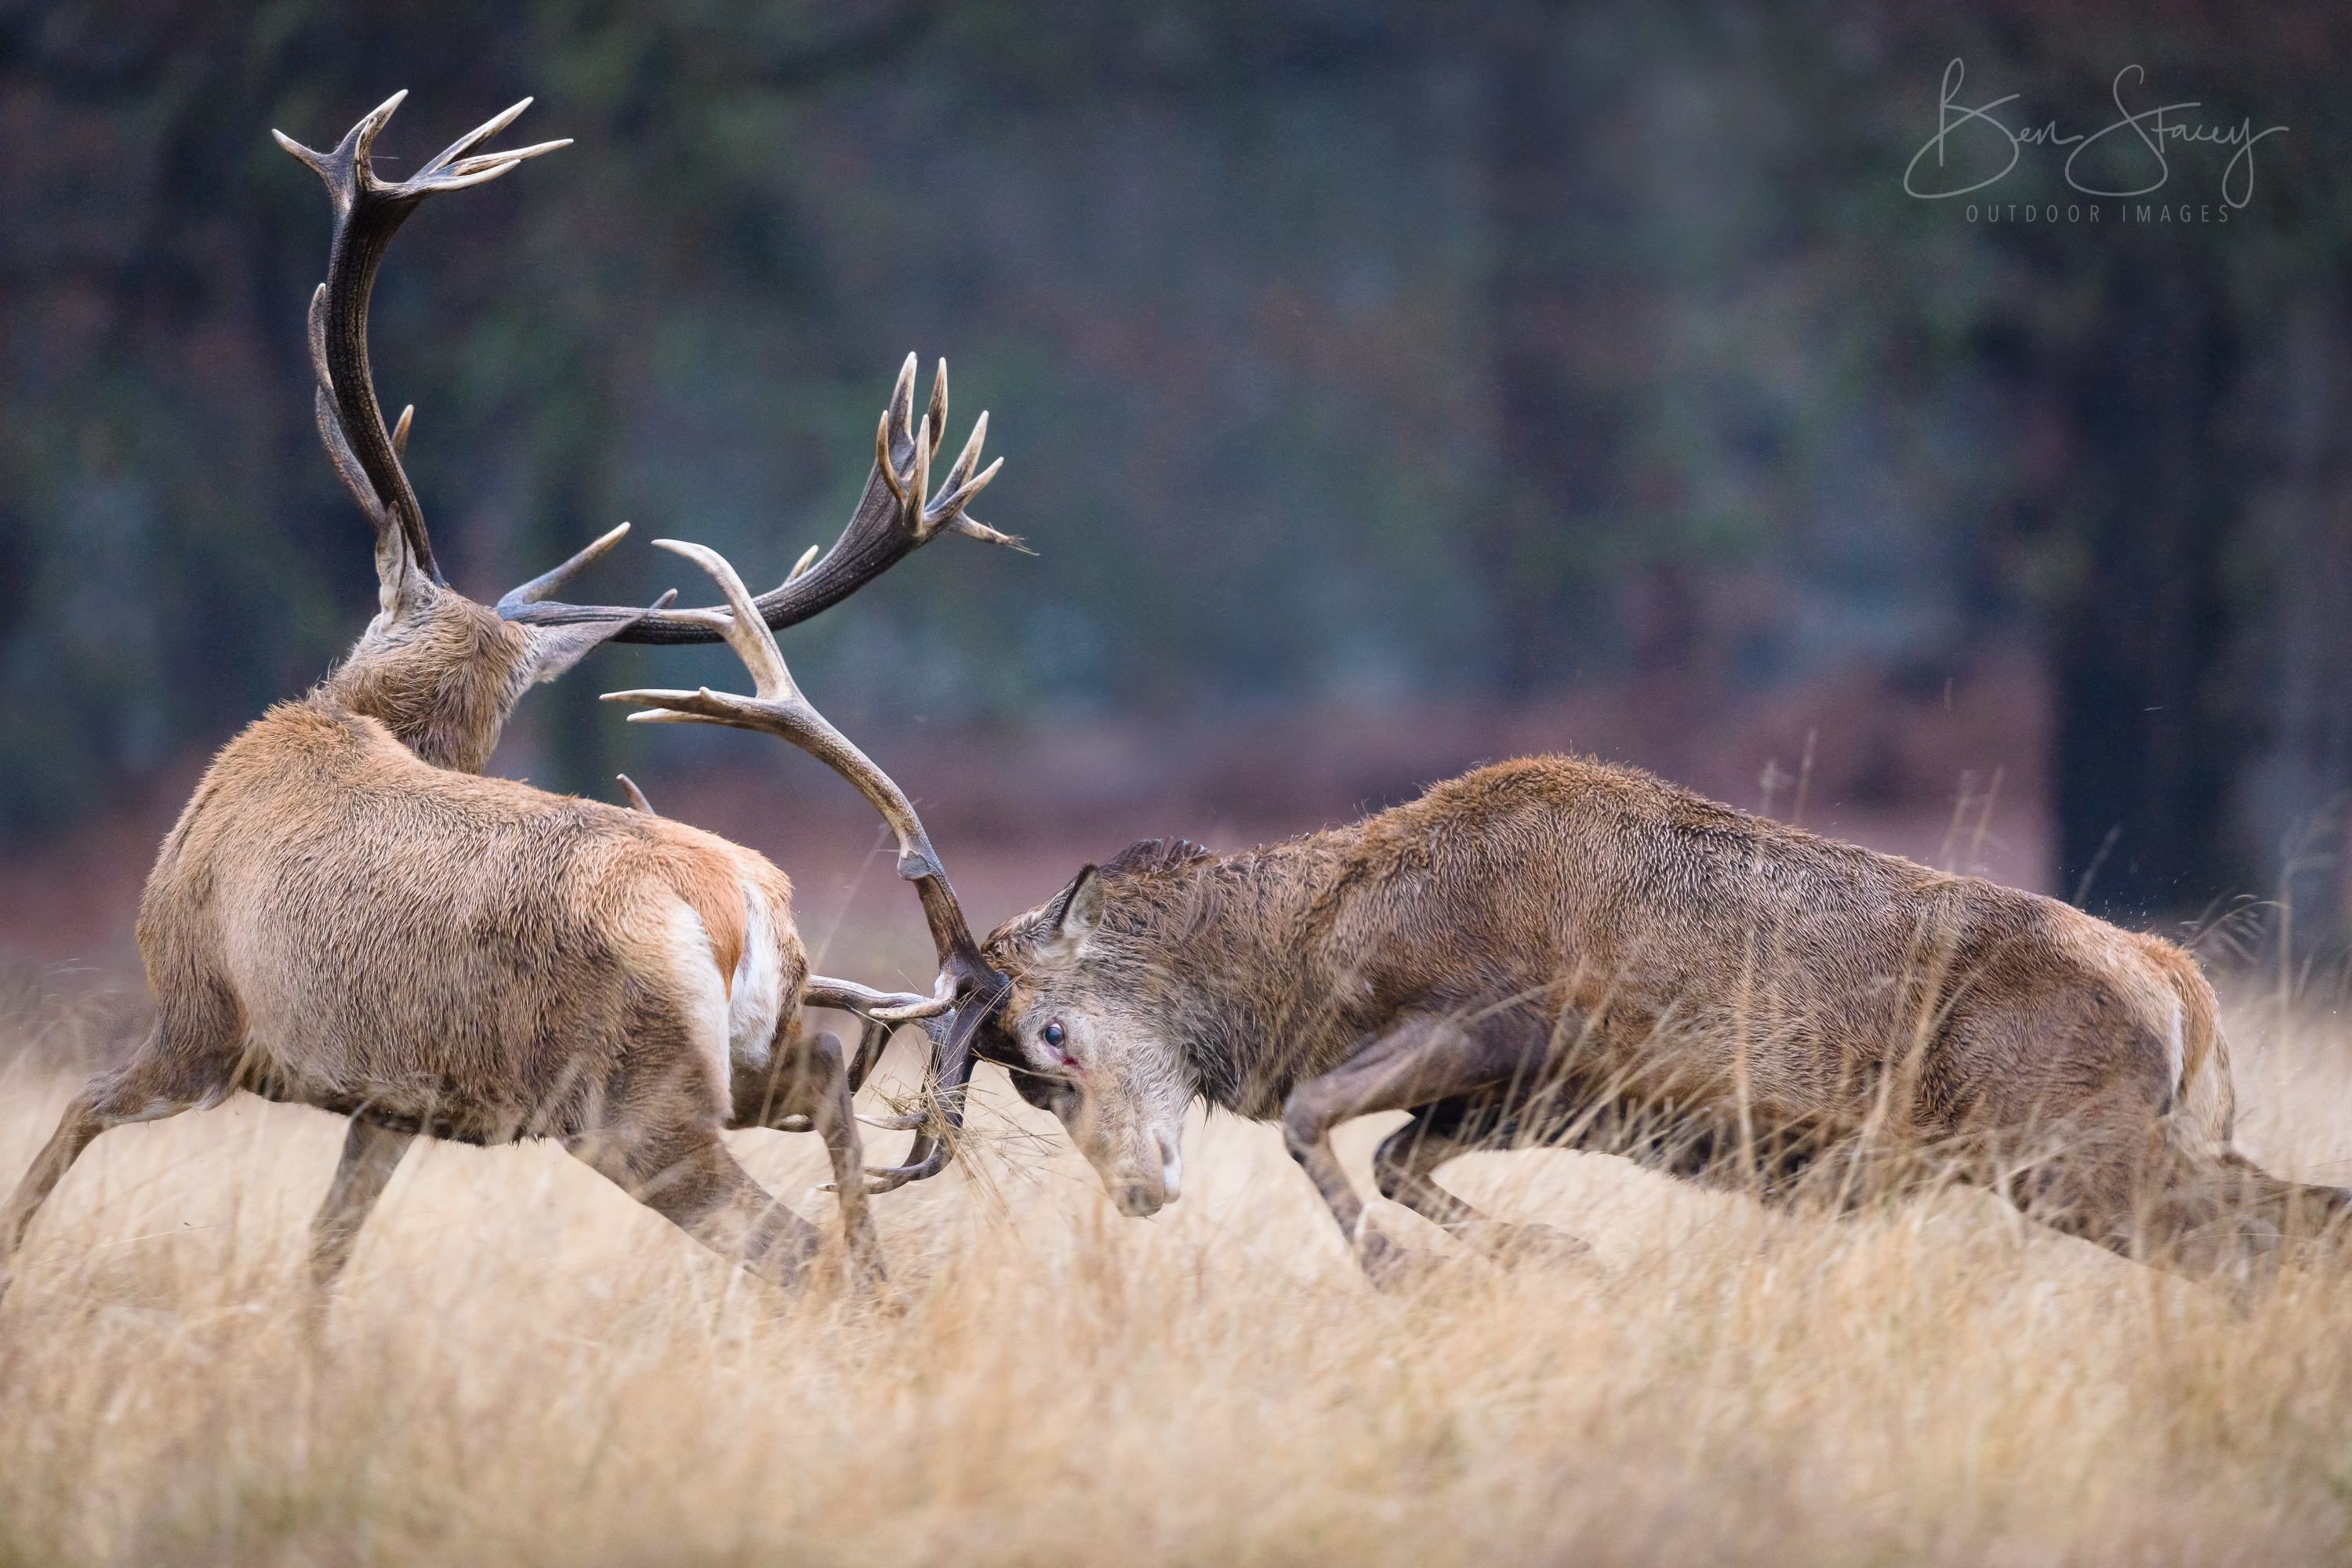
[1042,1022,1066,1050]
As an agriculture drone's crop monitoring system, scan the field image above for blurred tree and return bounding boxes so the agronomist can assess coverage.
[1479,0,1621,694]
[1884,3,2352,935]
[2047,252,2244,916]
[0,0,2348,955]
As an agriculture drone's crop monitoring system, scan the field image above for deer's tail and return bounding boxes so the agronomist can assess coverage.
[2129,938,2234,1157]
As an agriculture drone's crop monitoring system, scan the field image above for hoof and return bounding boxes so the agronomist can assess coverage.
[1489,1221,1605,1277]
[1356,1220,1443,1291]
[851,1260,909,1317]
[2220,1218,2283,1315]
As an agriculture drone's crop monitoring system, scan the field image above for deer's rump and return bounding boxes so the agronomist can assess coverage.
[135,701,799,1144]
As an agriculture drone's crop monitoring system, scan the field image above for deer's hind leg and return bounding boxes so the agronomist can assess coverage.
[2002,1104,2288,1289]
[1374,1099,1598,1272]
[801,1030,884,1292]
[567,1120,827,1296]
[0,1002,241,1303]
[734,1024,885,1293]
[308,1116,415,1296]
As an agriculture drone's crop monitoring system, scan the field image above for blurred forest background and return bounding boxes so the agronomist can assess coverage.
[2,0,2350,966]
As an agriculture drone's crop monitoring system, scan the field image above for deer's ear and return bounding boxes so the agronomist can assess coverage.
[372,527,435,620]
[521,619,638,685]
[1037,866,1102,963]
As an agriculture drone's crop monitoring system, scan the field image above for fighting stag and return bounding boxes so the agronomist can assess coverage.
[973,760,2352,1284]
[0,93,1012,1307]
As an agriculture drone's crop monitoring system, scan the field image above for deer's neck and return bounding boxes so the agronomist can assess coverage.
[1110,832,1366,1119]
[319,591,537,774]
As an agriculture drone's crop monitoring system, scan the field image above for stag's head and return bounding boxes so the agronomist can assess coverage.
[979,848,1214,1218]
[324,537,634,773]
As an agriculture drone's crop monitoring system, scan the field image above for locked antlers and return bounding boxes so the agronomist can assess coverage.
[603,540,1007,1191]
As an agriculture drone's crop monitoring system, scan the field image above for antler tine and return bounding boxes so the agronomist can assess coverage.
[269,89,403,191]
[495,523,635,611]
[307,286,385,533]
[874,407,906,506]
[934,409,987,498]
[924,359,949,458]
[871,351,924,506]
[819,1011,980,1190]
[952,513,1023,547]
[922,455,1005,538]
[278,93,569,586]
[502,354,1024,644]
[804,975,956,1024]
[604,541,932,875]
[887,350,919,456]
[851,1013,978,1192]
[908,396,1006,543]
[909,413,934,519]
[392,98,568,194]
[653,539,797,699]
[802,974,953,1111]
[844,1016,894,1096]
[416,98,550,180]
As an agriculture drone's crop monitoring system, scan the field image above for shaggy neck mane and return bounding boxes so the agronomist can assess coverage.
[1087,833,1360,1117]
[318,589,537,775]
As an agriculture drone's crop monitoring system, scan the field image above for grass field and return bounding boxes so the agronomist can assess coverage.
[2,960,2350,1566]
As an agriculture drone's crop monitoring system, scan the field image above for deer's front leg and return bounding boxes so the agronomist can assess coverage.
[1279,1010,1557,1286]
[310,1116,415,1297]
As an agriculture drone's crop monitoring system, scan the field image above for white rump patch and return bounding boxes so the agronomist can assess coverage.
[2176,1014,2236,1156]
[658,900,734,1114]
[728,884,786,1070]
[2165,999,2185,1098]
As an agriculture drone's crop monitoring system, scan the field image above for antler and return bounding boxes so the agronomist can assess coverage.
[601,539,1007,1191]
[277,93,568,586]
[500,354,1020,643]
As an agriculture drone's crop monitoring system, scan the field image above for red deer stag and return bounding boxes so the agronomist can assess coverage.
[0,93,1011,1307]
[967,761,2352,1283]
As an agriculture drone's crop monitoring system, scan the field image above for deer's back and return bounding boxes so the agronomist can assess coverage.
[1305,757,2205,1135]
[136,699,800,1140]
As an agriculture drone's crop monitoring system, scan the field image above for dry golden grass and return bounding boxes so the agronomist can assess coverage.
[2,964,2350,1567]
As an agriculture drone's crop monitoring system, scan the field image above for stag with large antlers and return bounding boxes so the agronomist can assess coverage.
[0,93,1013,1308]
